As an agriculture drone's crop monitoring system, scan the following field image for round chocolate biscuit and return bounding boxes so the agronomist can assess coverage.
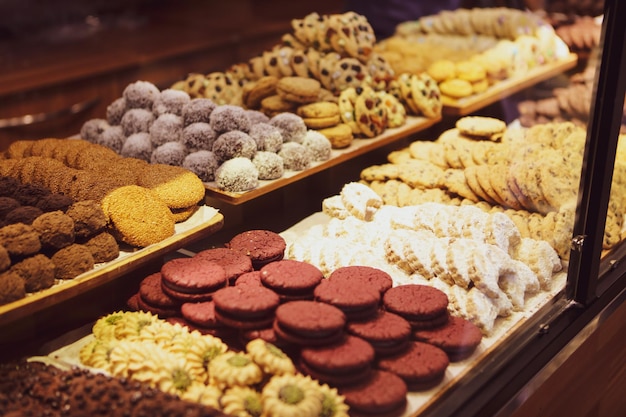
[160,257,228,302]
[212,284,280,330]
[327,265,393,295]
[260,259,323,301]
[339,369,408,417]
[313,278,380,321]
[194,247,253,285]
[273,300,346,346]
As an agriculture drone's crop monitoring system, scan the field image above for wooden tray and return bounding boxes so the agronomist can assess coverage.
[0,206,224,327]
[204,115,441,205]
[442,53,578,116]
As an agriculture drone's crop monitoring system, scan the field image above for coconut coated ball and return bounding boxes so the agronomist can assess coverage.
[151,141,188,166]
[269,112,307,143]
[106,97,127,125]
[121,108,154,136]
[121,132,153,161]
[80,118,109,143]
[182,98,217,126]
[123,80,160,110]
[182,122,218,152]
[149,113,183,147]
[212,131,257,162]
[209,105,251,134]
[97,125,126,153]
[183,150,220,182]
[152,89,191,117]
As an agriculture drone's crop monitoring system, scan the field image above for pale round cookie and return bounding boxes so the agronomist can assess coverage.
[455,116,506,139]
[439,78,473,99]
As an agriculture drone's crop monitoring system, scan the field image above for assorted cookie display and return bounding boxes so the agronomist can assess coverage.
[1,138,206,246]
[67,227,486,417]
[78,79,334,193]
[287,181,564,335]
[377,7,569,102]
[357,119,626,259]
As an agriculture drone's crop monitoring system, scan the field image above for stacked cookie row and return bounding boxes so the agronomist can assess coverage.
[1,138,206,247]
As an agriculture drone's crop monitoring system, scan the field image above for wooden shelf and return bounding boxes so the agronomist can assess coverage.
[204,115,442,205]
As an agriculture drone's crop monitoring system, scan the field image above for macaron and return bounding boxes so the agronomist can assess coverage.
[412,315,483,362]
[193,247,253,285]
[212,284,280,330]
[273,300,346,346]
[226,229,286,269]
[346,310,412,357]
[339,369,408,417]
[383,284,449,330]
[313,278,381,321]
[376,341,449,391]
[299,334,375,387]
[260,259,323,302]
[327,265,393,295]
[137,272,181,317]
[160,257,228,302]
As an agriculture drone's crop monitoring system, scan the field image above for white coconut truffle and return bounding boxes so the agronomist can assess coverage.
[215,157,259,192]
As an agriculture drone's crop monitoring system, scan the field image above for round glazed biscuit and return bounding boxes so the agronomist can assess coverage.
[227,229,286,269]
[274,300,346,346]
[439,78,473,99]
[383,284,449,330]
[339,369,407,417]
[160,257,228,301]
[194,247,253,284]
[101,185,175,247]
[346,310,412,357]
[313,278,381,321]
[412,315,483,361]
[328,265,393,295]
[299,334,375,386]
[234,270,264,287]
[212,284,280,330]
[260,259,323,301]
[376,341,450,391]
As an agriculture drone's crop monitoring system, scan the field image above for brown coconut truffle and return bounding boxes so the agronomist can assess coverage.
[0,270,25,305]
[65,200,108,239]
[0,244,10,272]
[31,210,76,250]
[0,223,41,257]
[4,205,43,225]
[10,254,56,292]
[51,243,95,280]
[83,232,120,263]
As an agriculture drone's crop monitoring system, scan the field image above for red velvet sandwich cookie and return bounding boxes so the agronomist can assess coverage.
[339,369,408,417]
[234,270,264,287]
[137,272,181,318]
[160,257,228,302]
[273,300,346,346]
[346,310,412,357]
[212,284,280,330]
[180,300,228,334]
[313,278,381,321]
[383,284,449,330]
[193,247,253,285]
[260,259,323,302]
[412,315,483,362]
[226,229,286,269]
[376,341,449,391]
[299,334,375,387]
[327,265,393,295]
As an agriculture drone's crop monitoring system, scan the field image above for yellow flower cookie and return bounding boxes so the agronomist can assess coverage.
[261,374,324,417]
[181,382,222,409]
[208,351,263,389]
[221,385,264,417]
[246,338,296,376]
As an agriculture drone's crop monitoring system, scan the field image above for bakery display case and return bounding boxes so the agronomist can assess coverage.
[0,0,625,416]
